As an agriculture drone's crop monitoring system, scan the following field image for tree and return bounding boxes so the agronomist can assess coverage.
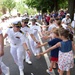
[1,0,16,13]
[58,0,68,9]
[15,1,37,15]
[0,0,6,14]
[25,0,69,13]
[24,0,53,13]
[16,1,26,14]
[68,0,75,21]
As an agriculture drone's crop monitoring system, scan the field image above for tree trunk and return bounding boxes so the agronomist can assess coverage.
[53,0,58,11]
[2,7,6,14]
[50,4,54,12]
[68,0,75,21]
[9,8,11,14]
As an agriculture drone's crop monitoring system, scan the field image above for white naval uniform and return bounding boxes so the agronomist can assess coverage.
[28,25,41,56]
[6,28,26,70]
[0,30,9,75]
[21,26,30,62]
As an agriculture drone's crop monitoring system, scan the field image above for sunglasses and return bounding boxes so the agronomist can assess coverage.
[24,22,28,24]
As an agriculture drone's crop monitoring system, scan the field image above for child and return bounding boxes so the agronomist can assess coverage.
[37,28,75,75]
[37,28,62,74]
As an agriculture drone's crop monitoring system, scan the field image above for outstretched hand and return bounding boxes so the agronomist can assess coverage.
[36,42,41,48]
[36,42,41,45]
[36,53,43,58]
[36,44,41,48]
[42,36,48,40]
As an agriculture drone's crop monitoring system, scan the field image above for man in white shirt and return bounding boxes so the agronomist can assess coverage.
[62,13,71,25]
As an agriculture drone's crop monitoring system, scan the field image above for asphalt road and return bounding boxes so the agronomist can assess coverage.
[2,40,75,75]
[2,43,49,75]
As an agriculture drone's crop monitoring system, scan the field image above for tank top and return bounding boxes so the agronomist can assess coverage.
[59,40,72,52]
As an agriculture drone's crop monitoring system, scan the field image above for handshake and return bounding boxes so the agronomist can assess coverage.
[36,52,44,59]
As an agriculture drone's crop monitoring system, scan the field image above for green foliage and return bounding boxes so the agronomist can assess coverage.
[0,13,2,17]
[25,0,53,12]
[1,0,16,12]
[24,0,68,13]
[58,0,68,9]
[16,2,25,14]
[15,1,37,15]
[27,8,37,15]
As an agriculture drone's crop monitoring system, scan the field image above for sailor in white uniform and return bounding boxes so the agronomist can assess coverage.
[28,19,42,56]
[4,21,31,75]
[0,29,10,75]
[21,18,32,64]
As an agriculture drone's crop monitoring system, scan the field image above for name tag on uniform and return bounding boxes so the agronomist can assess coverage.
[34,29,38,31]
[16,36,20,39]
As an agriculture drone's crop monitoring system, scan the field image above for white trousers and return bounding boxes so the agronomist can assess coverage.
[10,45,24,70]
[25,39,31,61]
[0,57,9,74]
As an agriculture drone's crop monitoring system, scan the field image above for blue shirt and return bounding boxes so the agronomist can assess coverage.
[59,40,72,52]
[48,38,62,57]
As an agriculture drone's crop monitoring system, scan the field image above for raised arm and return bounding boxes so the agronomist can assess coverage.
[39,42,60,55]
[37,42,48,48]
[0,33,4,56]
[72,42,75,51]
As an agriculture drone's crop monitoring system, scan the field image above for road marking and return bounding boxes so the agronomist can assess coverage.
[38,35,56,75]
[31,73,34,75]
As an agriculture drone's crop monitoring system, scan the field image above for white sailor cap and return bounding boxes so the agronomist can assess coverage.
[21,17,29,23]
[12,21,22,28]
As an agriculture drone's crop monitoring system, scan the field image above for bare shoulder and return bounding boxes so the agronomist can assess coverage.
[56,42,61,47]
[72,41,75,45]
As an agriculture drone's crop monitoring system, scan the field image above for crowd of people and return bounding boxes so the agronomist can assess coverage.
[0,9,75,75]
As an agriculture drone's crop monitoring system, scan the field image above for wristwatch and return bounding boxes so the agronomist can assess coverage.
[36,41,38,43]
[26,49,29,51]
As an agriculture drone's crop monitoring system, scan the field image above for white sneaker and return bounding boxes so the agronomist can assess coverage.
[34,53,37,56]
[5,67,10,75]
[26,60,32,65]
[19,69,24,75]
[46,69,53,74]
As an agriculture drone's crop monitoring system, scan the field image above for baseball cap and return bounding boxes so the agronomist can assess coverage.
[66,13,70,16]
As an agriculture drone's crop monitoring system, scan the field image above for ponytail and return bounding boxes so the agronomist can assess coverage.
[58,28,73,41]
[69,32,73,41]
